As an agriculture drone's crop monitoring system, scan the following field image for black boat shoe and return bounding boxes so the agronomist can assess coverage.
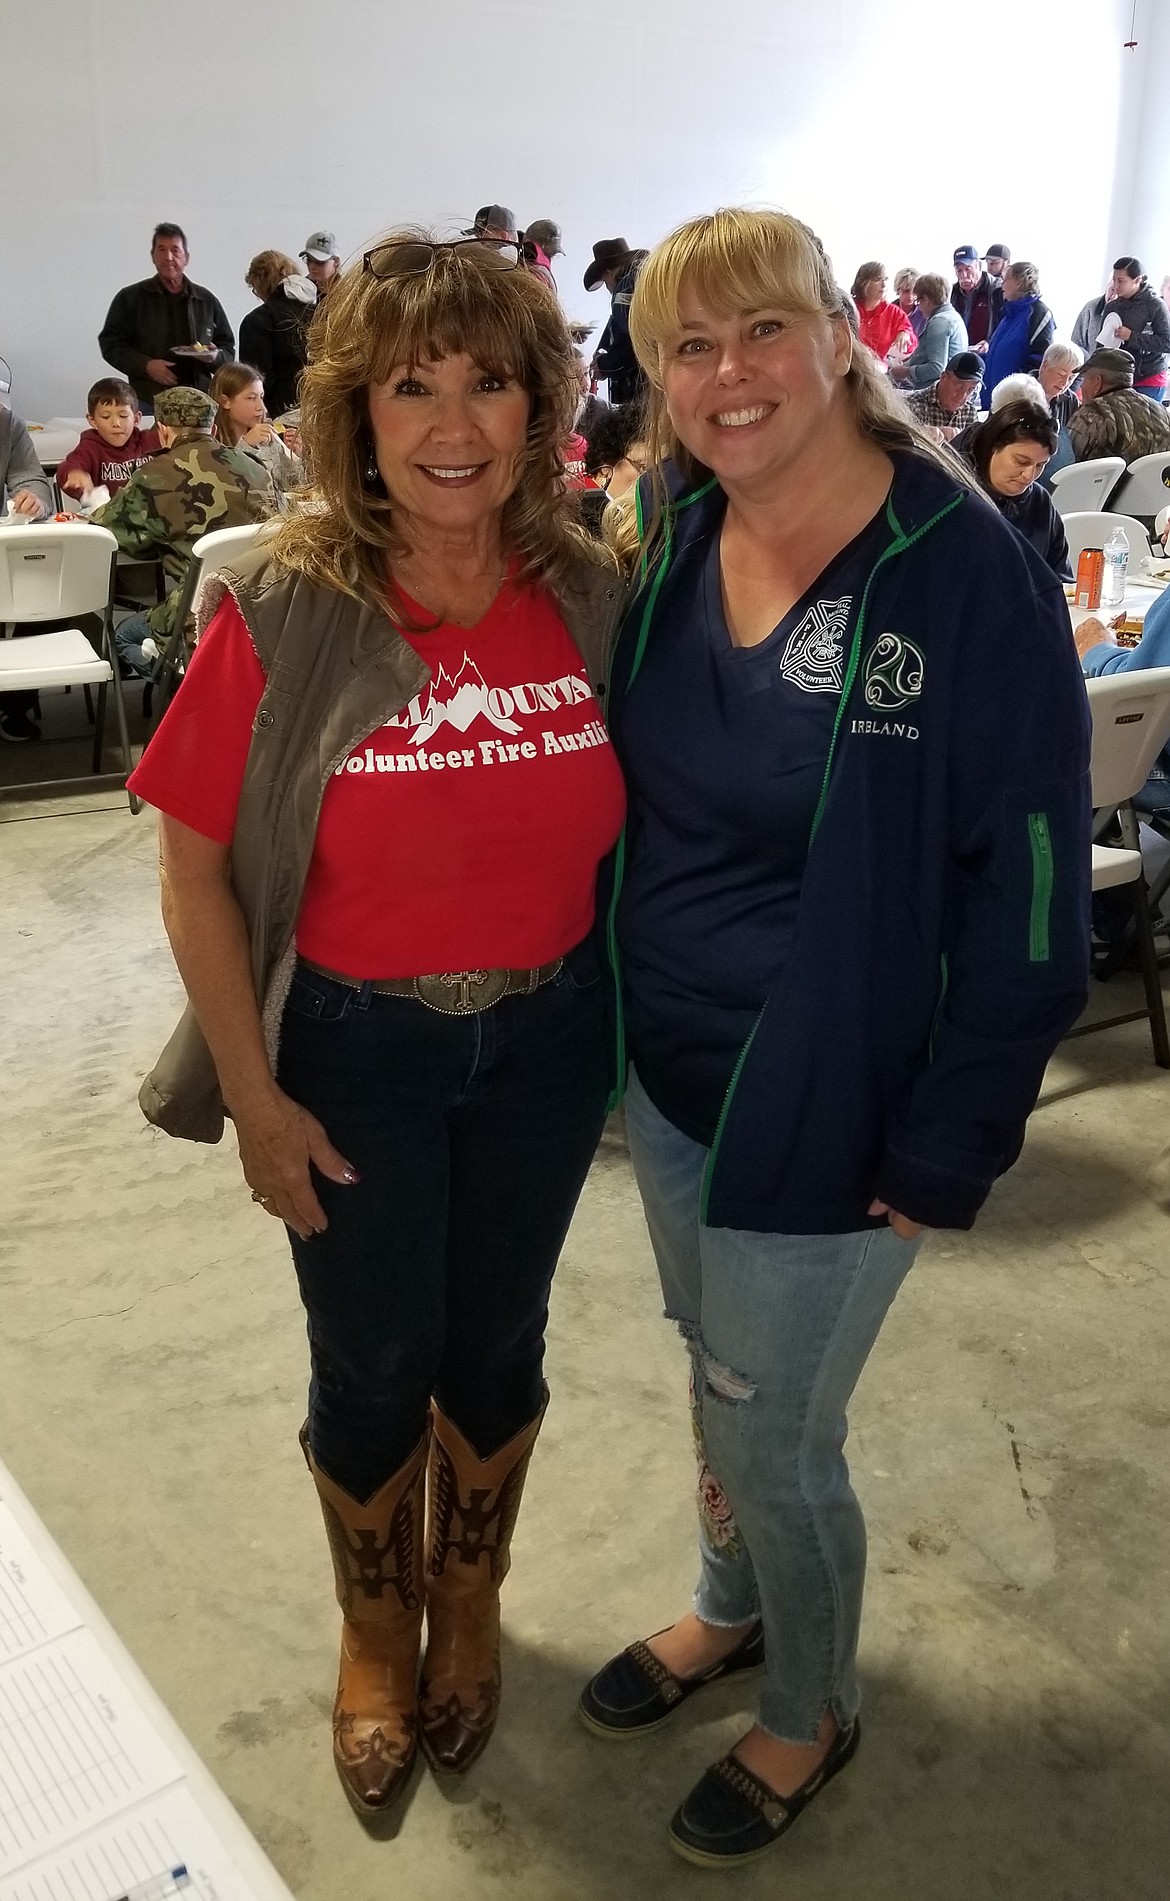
[668,1718,860,1866]
[578,1621,764,1739]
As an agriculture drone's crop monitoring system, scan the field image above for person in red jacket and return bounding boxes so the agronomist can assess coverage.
[56,379,160,501]
[850,262,915,367]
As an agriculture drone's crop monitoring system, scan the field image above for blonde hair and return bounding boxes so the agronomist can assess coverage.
[210,361,264,445]
[246,250,300,300]
[269,229,606,606]
[1006,260,1040,297]
[624,208,965,554]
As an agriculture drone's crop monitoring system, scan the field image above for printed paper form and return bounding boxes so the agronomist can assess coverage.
[0,1630,182,1879]
[0,1464,294,1901]
[0,1509,83,1664]
[0,1784,257,1901]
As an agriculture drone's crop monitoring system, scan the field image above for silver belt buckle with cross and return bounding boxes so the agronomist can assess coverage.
[412,969,511,1014]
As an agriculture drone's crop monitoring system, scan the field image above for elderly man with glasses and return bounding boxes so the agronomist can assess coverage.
[901,351,985,441]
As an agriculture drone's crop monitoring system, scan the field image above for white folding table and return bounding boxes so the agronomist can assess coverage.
[0,1455,297,1901]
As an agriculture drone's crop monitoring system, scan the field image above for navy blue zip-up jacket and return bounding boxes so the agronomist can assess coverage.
[602,451,1092,1234]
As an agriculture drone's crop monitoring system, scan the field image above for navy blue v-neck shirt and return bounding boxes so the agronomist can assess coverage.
[615,500,892,1144]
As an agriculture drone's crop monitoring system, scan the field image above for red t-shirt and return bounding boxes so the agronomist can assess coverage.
[857,300,915,365]
[129,579,626,979]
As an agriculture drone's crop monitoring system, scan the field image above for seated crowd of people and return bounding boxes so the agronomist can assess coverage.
[1,218,1168,744]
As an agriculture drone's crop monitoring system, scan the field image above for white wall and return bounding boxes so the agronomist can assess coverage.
[1120,0,1170,284]
[0,0,1155,423]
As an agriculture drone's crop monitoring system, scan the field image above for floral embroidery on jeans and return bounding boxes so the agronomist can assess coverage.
[690,1374,741,1556]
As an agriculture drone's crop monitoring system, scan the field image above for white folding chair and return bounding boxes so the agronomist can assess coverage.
[150,520,271,717]
[1066,667,1170,1066]
[1049,457,1125,516]
[0,522,137,812]
[1109,452,1170,529]
[1061,511,1153,571]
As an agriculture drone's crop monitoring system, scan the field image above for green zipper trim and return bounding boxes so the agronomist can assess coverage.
[627,478,719,690]
[700,484,965,1222]
[809,491,963,843]
[603,827,628,1111]
[1028,811,1054,963]
[603,476,721,1108]
[699,1008,765,1221]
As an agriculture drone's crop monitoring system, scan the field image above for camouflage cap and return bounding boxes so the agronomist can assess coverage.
[153,386,217,430]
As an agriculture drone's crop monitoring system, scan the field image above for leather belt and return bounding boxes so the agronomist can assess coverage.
[300,957,563,1015]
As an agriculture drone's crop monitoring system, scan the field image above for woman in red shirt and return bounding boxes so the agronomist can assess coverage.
[850,260,915,368]
[131,237,625,1816]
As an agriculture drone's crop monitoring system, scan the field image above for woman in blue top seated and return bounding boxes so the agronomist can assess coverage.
[576,208,1091,1869]
[963,400,1072,581]
[888,271,967,388]
[979,261,1056,403]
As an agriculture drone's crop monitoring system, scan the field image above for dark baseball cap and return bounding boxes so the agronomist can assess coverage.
[953,244,979,266]
[1080,347,1135,384]
[946,352,984,382]
[467,205,518,240]
[984,243,1011,263]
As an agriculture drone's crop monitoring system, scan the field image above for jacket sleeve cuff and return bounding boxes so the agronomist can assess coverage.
[872,1146,994,1232]
[1080,641,1124,675]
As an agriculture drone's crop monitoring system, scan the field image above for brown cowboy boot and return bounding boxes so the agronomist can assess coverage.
[302,1427,427,1814]
[418,1393,547,1773]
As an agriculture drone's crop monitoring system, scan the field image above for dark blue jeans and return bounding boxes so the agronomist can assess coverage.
[275,951,608,1502]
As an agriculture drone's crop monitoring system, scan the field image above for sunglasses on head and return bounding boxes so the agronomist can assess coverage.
[363,238,523,280]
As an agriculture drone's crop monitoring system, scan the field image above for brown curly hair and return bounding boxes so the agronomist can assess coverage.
[270,230,605,609]
[244,249,300,300]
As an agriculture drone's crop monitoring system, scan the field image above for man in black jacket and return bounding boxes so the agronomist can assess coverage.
[99,224,234,408]
[950,244,1001,351]
[585,238,649,406]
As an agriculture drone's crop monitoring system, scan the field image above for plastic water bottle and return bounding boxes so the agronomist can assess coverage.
[1102,525,1129,609]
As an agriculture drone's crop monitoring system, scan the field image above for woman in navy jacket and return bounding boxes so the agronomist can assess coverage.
[964,400,1072,581]
[577,209,1091,1868]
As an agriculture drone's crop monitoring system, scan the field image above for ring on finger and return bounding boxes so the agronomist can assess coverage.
[250,1189,278,1210]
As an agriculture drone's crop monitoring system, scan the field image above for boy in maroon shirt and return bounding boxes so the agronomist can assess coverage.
[56,378,160,501]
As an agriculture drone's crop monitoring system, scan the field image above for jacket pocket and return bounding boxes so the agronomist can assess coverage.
[1027,811,1054,964]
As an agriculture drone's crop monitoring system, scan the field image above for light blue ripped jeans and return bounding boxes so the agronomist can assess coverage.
[625,1067,921,1744]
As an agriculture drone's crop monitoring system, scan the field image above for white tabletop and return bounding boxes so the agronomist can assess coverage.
[1068,572,1167,633]
[0,1455,296,1901]
[24,427,81,471]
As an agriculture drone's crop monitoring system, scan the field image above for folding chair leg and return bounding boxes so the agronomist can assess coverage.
[1131,876,1170,1067]
[83,683,95,724]
[91,680,108,772]
[103,610,139,815]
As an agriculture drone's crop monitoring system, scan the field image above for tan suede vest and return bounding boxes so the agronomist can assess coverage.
[139,545,625,1142]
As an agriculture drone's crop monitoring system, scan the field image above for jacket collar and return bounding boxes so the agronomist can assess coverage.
[643,448,968,562]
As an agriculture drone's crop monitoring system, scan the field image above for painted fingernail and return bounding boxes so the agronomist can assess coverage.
[342,1167,360,1183]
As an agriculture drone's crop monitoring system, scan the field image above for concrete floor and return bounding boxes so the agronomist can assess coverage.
[2,782,1169,1901]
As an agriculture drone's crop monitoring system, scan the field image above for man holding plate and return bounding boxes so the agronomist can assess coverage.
[99,223,234,408]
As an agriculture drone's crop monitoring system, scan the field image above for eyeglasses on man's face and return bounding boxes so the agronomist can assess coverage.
[363,239,523,280]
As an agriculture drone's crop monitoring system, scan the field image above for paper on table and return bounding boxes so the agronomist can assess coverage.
[0,1629,182,1878]
[0,1784,261,1901]
[0,1506,82,1663]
